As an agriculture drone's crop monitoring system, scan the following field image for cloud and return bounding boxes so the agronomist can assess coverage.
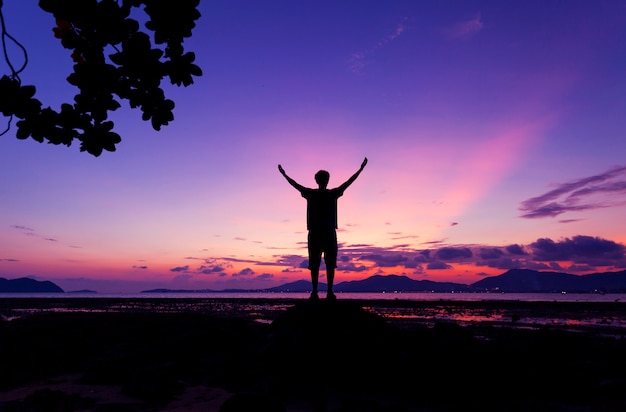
[281,268,302,273]
[559,219,583,224]
[345,243,372,248]
[11,225,34,231]
[445,14,483,40]
[351,237,624,273]
[506,244,527,255]
[529,235,626,265]
[435,247,473,261]
[519,165,626,219]
[411,265,425,275]
[177,258,235,276]
[220,257,261,264]
[423,239,445,245]
[132,265,148,269]
[272,254,307,268]
[359,253,409,267]
[520,202,596,219]
[233,268,255,277]
[155,235,625,289]
[337,262,370,272]
[9,224,82,248]
[255,273,274,281]
[476,258,524,270]
[348,18,408,73]
[479,248,504,260]
[11,225,43,239]
[199,265,226,274]
[427,261,452,270]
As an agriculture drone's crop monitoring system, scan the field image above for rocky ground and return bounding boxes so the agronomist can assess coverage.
[1,299,626,411]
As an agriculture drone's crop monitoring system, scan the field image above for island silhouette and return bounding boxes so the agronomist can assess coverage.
[6,268,626,294]
[135,269,626,294]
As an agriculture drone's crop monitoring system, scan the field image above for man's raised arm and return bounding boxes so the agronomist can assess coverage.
[338,157,368,192]
[278,164,306,192]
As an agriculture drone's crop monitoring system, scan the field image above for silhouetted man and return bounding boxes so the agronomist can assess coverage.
[278,157,367,300]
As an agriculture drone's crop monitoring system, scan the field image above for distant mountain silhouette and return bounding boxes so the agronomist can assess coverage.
[264,275,470,293]
[142,269,626,294]
[472,268,626,293]
[266,280,328,293]
[0,277,64,293]
[334,274,471,293]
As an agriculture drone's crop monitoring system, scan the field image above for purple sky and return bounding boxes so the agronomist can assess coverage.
[1,1,626,293]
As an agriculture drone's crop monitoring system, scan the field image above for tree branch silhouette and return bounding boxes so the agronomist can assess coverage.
[0,0,202,156]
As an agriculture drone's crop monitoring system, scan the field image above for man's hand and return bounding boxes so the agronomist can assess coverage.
[361,157,368,170]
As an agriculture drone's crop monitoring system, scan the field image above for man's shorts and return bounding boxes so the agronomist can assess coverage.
[307,229,338,270]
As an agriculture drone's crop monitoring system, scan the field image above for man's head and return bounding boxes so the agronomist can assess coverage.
[315,170,330,188]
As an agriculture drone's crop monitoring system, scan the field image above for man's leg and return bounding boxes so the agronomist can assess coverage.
[325,230,338,300]
[310,267,319,299]
[326,267,335,300]
[308,231,321,300]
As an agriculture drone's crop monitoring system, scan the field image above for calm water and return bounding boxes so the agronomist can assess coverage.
[1,291,625,302]
[2,292,626,335]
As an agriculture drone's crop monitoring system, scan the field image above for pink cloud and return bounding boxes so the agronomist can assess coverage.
[348,18,409,73]
[445,14,483,40]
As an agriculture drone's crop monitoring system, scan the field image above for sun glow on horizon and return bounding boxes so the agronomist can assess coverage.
[1,2,626,293]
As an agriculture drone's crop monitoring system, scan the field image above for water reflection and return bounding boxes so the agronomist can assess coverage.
[2,296,626,338]
[363,302,626,337]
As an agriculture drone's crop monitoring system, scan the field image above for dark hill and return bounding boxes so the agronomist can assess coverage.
[335,274,470,292]
[0,277,64,293]
[266,280,327,293]
[263,275,470,293]
[141,270,626,294]
[471,269,626,293]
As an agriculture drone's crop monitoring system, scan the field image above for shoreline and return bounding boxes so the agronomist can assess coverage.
[2,299,626,410]
[3,297,626,333]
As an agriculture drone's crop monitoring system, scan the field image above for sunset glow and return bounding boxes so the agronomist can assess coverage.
[1,1,625,292]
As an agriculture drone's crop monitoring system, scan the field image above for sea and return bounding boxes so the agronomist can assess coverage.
[1,291,625,302]
[3,292,626,336]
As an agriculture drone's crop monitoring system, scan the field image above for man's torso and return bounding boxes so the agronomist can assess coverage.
[301,188,343,230]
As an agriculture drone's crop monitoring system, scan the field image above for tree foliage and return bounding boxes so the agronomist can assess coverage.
[0,0,202,156]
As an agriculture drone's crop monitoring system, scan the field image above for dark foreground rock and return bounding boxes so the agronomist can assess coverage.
[1,300,626,411]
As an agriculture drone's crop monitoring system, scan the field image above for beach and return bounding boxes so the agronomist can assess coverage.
[1,297,626,411]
